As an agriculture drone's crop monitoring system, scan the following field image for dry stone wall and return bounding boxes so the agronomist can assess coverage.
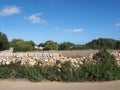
[0,49,120,66]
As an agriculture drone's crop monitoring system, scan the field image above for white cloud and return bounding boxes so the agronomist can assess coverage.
[65,28,83,33]
[116,23,120,27]
[0,6,21,16]
[26,13,47,24]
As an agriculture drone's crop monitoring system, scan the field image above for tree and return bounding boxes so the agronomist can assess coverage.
[38,43,44,47]
[44,40,59,50]
[29,40,35,47]
[116,41,120,49]
[0,32,9,50]
[59,42,74,50]
[10,39,35,52]
[86,38,117,49]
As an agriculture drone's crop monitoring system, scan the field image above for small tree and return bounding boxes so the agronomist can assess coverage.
[59,42,74,50]
[0,32,9,50]
[10,39,34,52]
[44,40,59,50]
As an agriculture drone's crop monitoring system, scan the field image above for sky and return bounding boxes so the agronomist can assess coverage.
[0,0,120,44]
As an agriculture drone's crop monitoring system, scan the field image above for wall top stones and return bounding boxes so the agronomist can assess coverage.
[0,49,120,66]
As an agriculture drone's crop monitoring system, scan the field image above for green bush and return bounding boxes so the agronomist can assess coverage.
[0,62,43,82]
[59,42,74,50]
[10,39,35,52]
[0,66,11,78]
[60,61,74,81]
[41,65,62,81]
[95,49,119,80]
[43,40,59,50]
[80,49,120,81]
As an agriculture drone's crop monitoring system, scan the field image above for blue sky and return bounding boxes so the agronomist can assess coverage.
[0,0,120,44]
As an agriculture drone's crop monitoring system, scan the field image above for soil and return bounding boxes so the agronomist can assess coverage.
[0,79,120,90]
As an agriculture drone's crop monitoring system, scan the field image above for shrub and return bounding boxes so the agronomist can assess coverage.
[43,40,59,50]
[0,66,11,78]
[10,39,35,52]
[0,62,43,82]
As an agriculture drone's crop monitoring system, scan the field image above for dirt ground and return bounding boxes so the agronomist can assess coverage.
[0,79,120,90]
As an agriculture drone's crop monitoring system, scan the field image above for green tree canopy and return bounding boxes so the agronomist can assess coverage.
[116,41,120,49]
[0,32,9,50]
[86,38,117,49]
[59,42,74,50]
[10,39,35,52]
[38,43,44,47]
[29,40,35,47]
[44,40,59,50]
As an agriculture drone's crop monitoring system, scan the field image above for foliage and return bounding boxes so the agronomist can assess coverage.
[10,39,35,52]
[41,65,60,81]
[29,40,35,48]
[116,41,120,49]
[93,49,119,80]
[0,50,120,82]
[44,40,59,50]
[86,38,118,49]
[59,42,74,50]
[0,32,9,50]
[0,62,43,82]
[81,49,120,81]
[1,31,120,51]
[60,61,74,81]
[38,43,44,47]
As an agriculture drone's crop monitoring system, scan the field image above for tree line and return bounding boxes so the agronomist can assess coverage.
[0,32,120,52]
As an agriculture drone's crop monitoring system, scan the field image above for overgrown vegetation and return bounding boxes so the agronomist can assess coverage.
[0,32,120,52]
[0,32,9,50]
[0,32,120,81]
[43,40,59,50]
[86,38,120,49]
[0,62,43,82]
[0,49,120,82]
[38,38,120,50]
[10,39,35,52]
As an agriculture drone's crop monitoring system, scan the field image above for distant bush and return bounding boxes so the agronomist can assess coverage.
[10,39,35,52]
[43,40,59,50]
[86,38,119,49]
[59,42,75,50]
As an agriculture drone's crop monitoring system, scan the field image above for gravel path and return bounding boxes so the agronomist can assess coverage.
[0,79,120,90]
